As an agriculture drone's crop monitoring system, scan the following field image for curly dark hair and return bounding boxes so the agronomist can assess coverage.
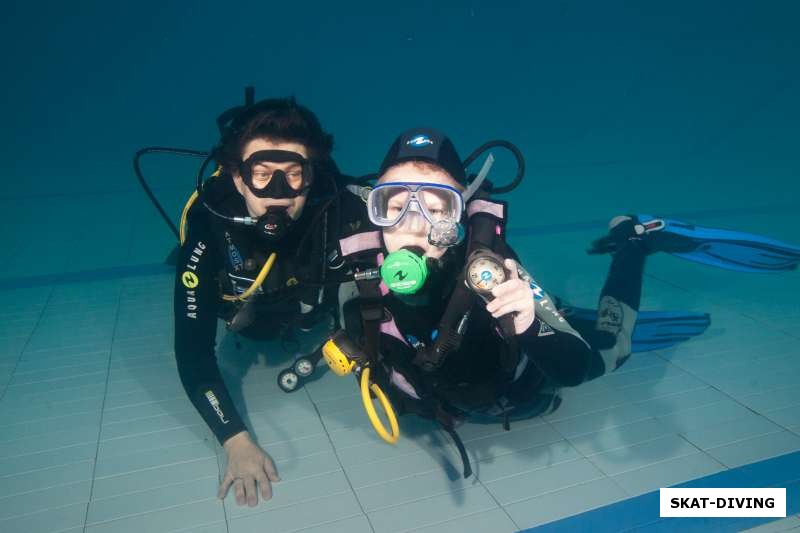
[213,97,334,176]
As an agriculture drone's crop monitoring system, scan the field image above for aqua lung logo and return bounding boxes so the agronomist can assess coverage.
[530,282,545,301]
[185,290,197,319]
[481,270,492,281]
[394,270,408,281]
[184,241,207,319]
[529,280,566,323]
[406,135,433,147]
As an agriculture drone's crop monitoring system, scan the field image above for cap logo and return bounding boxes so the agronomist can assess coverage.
[406,135,433,147]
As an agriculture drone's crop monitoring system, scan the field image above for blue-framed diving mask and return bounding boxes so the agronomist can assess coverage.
[367,182,466,247]
[366,150,495,248]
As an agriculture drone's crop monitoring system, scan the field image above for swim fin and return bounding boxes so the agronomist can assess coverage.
[589,214,800,273]
[562,306,711,353]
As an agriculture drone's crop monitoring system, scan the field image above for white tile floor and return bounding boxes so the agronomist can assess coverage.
[0,199,798,532]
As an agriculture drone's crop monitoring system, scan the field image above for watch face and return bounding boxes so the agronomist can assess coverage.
[468,256,507,293]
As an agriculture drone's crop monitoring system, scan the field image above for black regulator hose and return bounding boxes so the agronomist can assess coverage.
[462,140,525,194]
[133,147,210,240]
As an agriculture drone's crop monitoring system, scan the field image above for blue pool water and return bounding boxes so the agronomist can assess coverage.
[0,2,798,532]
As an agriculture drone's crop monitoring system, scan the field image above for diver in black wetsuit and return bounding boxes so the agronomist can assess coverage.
[173,97,363,507]
[334,129,651,476]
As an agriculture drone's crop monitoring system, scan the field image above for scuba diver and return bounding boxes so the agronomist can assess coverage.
[136,90,366,507]
[316,127,800,478]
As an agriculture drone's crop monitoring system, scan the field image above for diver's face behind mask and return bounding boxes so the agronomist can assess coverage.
[233,139,311,221]
[376,163,465,260]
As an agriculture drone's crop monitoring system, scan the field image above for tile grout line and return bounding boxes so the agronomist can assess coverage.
[328,433,558,478]
[87,452,219,484]
[613,267,800,459]
[82,496,221,530]
[226,490,359,531]
[81,282,125,533]
[541,417,635,501]
[474,459,522,530]
[214,435,232,533]
[305,386,377,533]
[0,286,56,404]
[90,472,219,504]
[660,343,800,437]
[288,514,371,533]
[396,507,514,533]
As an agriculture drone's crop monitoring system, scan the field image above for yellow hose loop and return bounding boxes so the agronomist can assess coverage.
[180,167,222,245]
[222,252,277,302]
[360,367,400,445]
[179,190,199,245]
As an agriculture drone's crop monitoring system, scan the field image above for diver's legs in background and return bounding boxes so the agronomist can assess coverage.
[584,239,647,379]
[589,214,800,272]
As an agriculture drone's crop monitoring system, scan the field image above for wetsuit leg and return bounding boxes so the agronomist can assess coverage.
[584,241,647,378]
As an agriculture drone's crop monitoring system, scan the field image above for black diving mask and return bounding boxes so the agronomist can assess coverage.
[238,150,313,199]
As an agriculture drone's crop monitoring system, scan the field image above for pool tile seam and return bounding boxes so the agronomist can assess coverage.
[80,281,124,533]
[0,285,55,403]
[305,386,377,532]
[84,496,221,529]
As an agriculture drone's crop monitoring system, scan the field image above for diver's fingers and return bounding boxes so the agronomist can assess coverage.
[218,472,234,500]
[505,259,520,279]
[256,470,272,501]
[264,456,281,482]
[515,304,535,321]
[234,479,246,506]
[490,278,529,301]
[244,476,258,507]
[489,294,532,319]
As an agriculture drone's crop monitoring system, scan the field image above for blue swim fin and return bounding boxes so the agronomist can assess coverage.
[588,214,800,273]
[638,214,800,273]
[563,306,711,353]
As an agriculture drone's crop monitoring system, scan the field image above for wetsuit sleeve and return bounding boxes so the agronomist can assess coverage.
[502,246,595,387]
[517,282,595,387]
[173,206,247,445]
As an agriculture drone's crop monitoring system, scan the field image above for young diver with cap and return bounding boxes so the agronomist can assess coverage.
[327,128,800,477]
[171,94,365,506]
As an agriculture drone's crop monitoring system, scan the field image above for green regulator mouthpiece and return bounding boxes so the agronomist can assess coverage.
[380,248,428,294]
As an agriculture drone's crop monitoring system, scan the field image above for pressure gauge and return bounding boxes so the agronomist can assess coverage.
[465,251,508,297]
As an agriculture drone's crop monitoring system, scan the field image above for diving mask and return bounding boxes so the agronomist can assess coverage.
[238,149,313,198]
[367,153,496,248]
[367,183,465,247]
[367,182,464,228]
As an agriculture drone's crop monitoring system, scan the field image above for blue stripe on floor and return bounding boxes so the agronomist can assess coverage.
[506,204,800,238]
[521,450,800,532]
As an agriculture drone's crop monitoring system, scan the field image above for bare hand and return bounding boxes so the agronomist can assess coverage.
[219,431,281,507]
[485,259,536,334]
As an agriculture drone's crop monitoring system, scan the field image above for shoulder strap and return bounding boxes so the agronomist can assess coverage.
[412,278,474,372]
[412,197,515,373]
[356,278,384,362]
